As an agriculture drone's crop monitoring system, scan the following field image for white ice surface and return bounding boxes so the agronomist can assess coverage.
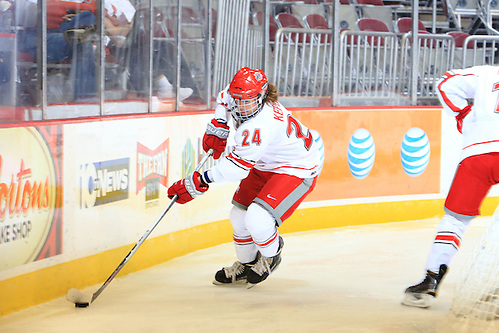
[1,217,498,333]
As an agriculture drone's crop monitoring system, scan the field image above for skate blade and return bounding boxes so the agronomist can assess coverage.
[212,279,247,286]
[247,278,269,289]
[402,293,435,308]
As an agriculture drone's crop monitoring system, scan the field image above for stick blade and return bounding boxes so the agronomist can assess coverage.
[66,288,92,305]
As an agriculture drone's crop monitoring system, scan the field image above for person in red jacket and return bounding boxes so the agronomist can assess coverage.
[17,0,98,101]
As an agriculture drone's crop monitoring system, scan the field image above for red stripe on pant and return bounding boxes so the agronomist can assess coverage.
[435,234,461,247]
[233,236,253,245]
[254,232,278,248]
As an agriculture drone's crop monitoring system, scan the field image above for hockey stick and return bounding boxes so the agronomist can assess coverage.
[67,149,213,307]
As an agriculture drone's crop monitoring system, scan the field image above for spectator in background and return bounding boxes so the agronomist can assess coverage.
[104,0,195,101]
[125,4,198,101]
[16,0,198,103]
[104,0,135,48]
[16,0,97,102]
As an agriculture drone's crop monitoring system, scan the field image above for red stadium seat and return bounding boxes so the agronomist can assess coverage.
[396,17,427,33]
[447,31,474,48]
[357,18,390,46]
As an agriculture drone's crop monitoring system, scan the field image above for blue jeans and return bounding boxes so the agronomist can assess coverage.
[19,12,96,99]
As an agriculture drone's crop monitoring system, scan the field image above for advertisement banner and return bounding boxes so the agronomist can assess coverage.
[136,139,169,208]
[0,126,63,271]
[294,109,441,201]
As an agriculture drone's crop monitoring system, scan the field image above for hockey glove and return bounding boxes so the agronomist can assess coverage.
[456,105,472,134]
[167,171,209,204]
[202,118,229,159]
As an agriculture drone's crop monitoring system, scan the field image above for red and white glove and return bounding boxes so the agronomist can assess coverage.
[167,171,209,204]
[202,118,229,159]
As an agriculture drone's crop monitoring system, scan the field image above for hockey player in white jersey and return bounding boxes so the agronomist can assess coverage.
[403,65,499,307]
[167,67,324,287]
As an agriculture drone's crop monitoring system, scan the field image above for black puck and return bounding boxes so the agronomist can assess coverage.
[75,302,89,308]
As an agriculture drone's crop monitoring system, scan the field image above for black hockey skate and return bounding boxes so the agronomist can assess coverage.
[402,264,448,308]
[213,257,258,285]
[246,236,284,288]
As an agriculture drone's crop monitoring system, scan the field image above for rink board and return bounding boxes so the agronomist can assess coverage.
[1,106,499,315]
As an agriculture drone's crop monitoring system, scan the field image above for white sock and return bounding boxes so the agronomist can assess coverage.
[425,213,470,272]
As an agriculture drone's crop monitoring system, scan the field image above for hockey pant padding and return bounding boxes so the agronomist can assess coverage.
[245,203,280,258]
[230,205,258,264]
[425,213,470,273]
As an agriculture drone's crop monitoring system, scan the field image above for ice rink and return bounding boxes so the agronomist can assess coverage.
[1,217,497,333]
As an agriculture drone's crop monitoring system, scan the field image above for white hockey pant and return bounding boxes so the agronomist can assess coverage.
[425,213,471,273]
[230,204,280,264]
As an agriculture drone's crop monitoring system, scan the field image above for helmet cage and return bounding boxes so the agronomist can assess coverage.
[232,92,267,122]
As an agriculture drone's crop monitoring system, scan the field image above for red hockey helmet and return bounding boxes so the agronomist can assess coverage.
[228,67,269,123]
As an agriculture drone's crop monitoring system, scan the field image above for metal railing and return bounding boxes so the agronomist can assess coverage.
[273,27,332,97]
[271,27,499,105]
[339,30,400,105]
[458,35,499,68]
[398,33,454,100]
[212,0,252,95]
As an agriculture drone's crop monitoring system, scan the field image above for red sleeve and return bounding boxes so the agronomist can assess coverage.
[46,1,66,29]
[46,0,97,29]
[63,0,96,13]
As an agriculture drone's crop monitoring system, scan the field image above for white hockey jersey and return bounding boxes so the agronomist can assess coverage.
[437,65,499,161]
[206,90,324,183]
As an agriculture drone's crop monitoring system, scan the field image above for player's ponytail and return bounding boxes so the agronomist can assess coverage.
[264,83,279,105]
